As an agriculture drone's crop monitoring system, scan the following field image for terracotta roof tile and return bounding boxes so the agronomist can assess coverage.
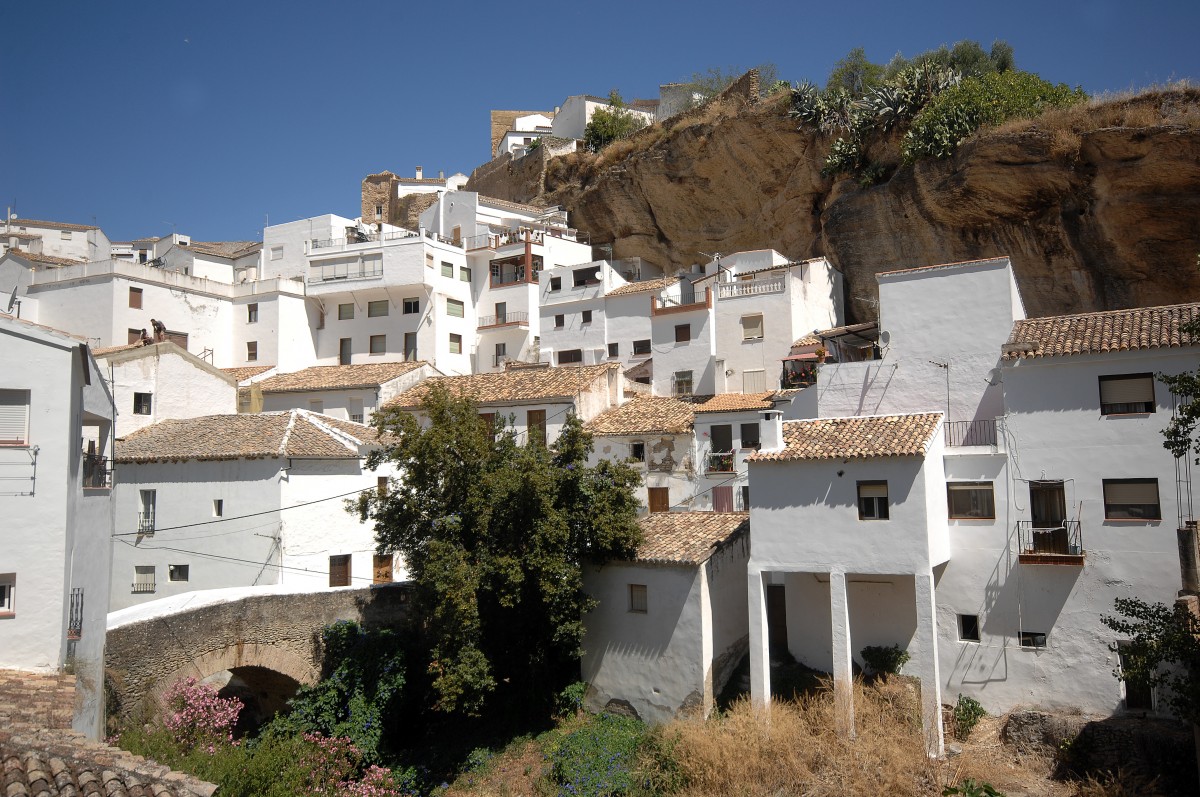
[606,276,680,297]
[388,363,618,408]
[115,410,383,463]
[1003,303,1200,360]
[9,218,99,231]
[793,321,878,348]
[633,512,748,565]
[7,249,84,266]
[222,365,275,382]
[750,413,943,462]
[693,392,777,414]
[92,342,145,357]
[584,395,694,435]
[256,362,426,393]
[185,240,262,259]
[478,195,549,215]
[876,256,1009,278]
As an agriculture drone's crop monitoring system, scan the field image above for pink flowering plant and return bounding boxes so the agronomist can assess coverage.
[162,676,243,754]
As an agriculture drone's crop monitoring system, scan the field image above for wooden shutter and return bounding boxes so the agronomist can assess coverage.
[1104,480,1158,504]
[372,554,393,584]
[1099,375,1154,405]
[0,390,29,444]
[859,482,888,498]
[743,369,767,393]
[648,487,670,513]
[713,485,734,513]
[329,555,351,587]
[741,314,763,340]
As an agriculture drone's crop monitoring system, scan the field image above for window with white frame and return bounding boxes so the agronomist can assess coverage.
[402,297,419,314]
[857,481,889,520]
[349,398,364,424]
[1099,374,1155,415]
[0,573,14,614]
[133,565,156,593]
[947,482,996,519]
[270,246,283,261]
[741,314,764,340]
[1103,478,1161,520]
[0,389,30,445]
[628,583,648,613]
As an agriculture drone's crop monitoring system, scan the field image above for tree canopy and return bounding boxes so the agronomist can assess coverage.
[1101,597,1200,723]
[1159,315,1200,462]
[355,385,643,717]
[583,91,648,152]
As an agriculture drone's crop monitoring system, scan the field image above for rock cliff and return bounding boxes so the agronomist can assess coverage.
[468,85,1200,321]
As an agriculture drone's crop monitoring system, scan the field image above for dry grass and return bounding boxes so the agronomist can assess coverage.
[990,83,1200,139]
[442,736,550,797]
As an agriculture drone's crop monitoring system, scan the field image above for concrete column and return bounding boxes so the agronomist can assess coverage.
[830,570,854,738]
[913,570,945,757]
[748,569,771,706]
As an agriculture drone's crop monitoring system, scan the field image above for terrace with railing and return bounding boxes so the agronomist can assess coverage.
[477,311,529,329]
[137,511,155,536]
[307,259,384,284]
[707,451,736,473]
[716,278,785,299]
[310,228,421,251]
[1017,520,1084,565]
[81,453,111,489]
[465,225,589,252]
[945,419,999,447]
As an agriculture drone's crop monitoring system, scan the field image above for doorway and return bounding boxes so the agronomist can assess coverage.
[766,584,788,658]
[1029,481,1068,553]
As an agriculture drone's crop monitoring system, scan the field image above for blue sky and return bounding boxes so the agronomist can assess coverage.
[2,0,1196,243]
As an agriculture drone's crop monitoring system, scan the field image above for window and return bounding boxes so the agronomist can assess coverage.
[369,335,386,355]
[674,324,690,343]
[648,486,670,513]
[270,246,284,261]
[628,584,648,613]
[309,399,324,413]
[374,204,383,219]
[1019,631,1047,648]
[338,303,354,320]
[404,332,418,361]
[128,328,142,345]
[557,349,583,365]
[449,333,463,354]
[573,268,599,287]
[740,485,750,511]
[741,314,764,340]
[459,266,472,282]
[246,303,259,323]
[425,253,434,268]
[857,481,889,520]
[958,614,981,642]
[441,262,454,278]
[527,409,547,444]
[1099,374,1155,415]
[61,230,72,240]
[377,476,388,497]
[339,338,352,365]
[349,398,364,424]
[133,565,156,593]
[673,370,693,397]
[212,499,223,517]
[446,298,465,318]
[0,574,14,614]
[168,564,189,582]
[133,392,152,415]
[630,441,646,462]
[367,300,389,317]
[740,422,761,450]
[479,413,497,439]
[246,341,258,361]
[743,369,766,393]
[554,314,565,328]
[549,276,562,291]
[129,287,143,309]
[402,297,419,314]
[608,342,619,358]
[1118,643,1155,710]
[582,310,593,324]
[373,553,393,584]
[1103,478,1161,520]
[329,554,351,587]
[947,482,996,519]
[633,339,651,356]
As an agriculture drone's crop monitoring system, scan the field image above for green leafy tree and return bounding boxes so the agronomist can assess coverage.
[682,63,781,102]
[356,385,642,717]
[583,91,648,152]
[826,47,885,96]
[1101,597,1200,723]
[1159,315,1200,461]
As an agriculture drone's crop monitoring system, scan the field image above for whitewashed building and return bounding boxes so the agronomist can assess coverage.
[0,314,115,739]
[110,411,404,611]
[255,361,440,422]
[550,95,656,140]
[1,218,111,262]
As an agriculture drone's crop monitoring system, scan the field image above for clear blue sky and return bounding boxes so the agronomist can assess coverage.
[2,0,1196,243]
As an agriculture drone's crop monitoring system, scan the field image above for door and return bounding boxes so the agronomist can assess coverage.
[766,584,788,658]
[403,332,417,361]
[648,487,670,514]
[1119,645,1154,710]
[329,554,351,587]
[713,485,734,513]
[373,554,393,584]
[495,302,507,325]
[1029,481,1068,553]
[339,337,352,365]
[527,410,547,444]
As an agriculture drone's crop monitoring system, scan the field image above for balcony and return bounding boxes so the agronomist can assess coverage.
[465,225,589,252]
[82,453,111,489]
[707,451,736,473]
[1017,521,1084,565]
[310,228,420,251]
[716,279,785,299]
[478,311,529,329]
[945,419,998,447]
[307,260,384,284]
[131,579,156,594]
[138,511,155,536]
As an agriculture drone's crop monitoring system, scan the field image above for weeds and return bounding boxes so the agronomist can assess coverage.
[952,694,987,741]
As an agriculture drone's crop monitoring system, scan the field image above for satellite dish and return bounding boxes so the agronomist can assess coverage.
[879,330,891,347]
[5,285,16,313]
[985,368,1002,386]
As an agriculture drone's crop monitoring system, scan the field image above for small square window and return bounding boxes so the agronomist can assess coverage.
[857,481,889,520]
[582,310,593,324]
[338,303,354,320]
[367,300,389,317]
[554,314,565,329]
[133,392,152,415]
[213,499,223,517]
[168,564,189,582]
[60,230,72,240]
[441,262,454,278]
[129,287,143,309]
[633,339,651,356]
[402,297,419,314]
[557,349,583,365]
[1103,478,1161,520]
[459,266,472,282]
[247,303,259,323]
[675,324,690,343]
[369,335,386,355]
[608,342,619,358]
[630,442,645,462]
[449,333,462,354]
[1020,631,1047,648]
[246,341,258,361]
[447,299,465,318]
[629,584,648,613]
[1099,374,1155,415]
[673,370,693,397]
[947,482,996,519]
[0,574,14,614]
[958,614,980,642]
[270,246,284,261]
[741,314,764,340]
[550,276,562,291]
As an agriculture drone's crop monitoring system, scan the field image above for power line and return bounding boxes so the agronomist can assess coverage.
[116,537,382,584]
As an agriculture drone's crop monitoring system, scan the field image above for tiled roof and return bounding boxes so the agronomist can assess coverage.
[388,363,618,408]
[584,395,694,435]
[2,231,41,240]
[633,512,749,565]
[92,342,144,357]
[185,240,261,259]
[693,257,824,284]
[257,362,426,393]
[9,218,98,231]
[478,195,547,215]
[693,392,777,414]
[607,276,679,297]
[793,321,878,348]
[876,256,1009,278]
[1003,303,1200,360]
[750,413,943,462]
[222,365,275,382]
[115,410,384,463]
[7,250,84,267]
[1,312,88,343]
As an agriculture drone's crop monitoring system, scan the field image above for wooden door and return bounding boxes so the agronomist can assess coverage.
[648,487,670,514]
[713,485,734,513]
[1030,481,1068,552]
[527,410,547,444]
[329,554,351,587]
[372,554,393,584]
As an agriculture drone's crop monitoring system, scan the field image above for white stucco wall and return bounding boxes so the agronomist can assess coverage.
[651,301,716,397]
[102,346,237,437]
[589,433,695,513]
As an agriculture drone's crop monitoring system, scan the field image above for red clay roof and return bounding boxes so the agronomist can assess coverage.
[584,395,694,435]
[750,413,943,462]
[1003,303,1200,360]
[256,362,426,393]
[692,392,777,414]
[633,512,749,565]
[388,363,618,408]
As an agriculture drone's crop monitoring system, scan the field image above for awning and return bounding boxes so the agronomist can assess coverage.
[783,353,820,361]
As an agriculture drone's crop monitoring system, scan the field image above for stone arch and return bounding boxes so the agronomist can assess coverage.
[147,643,317,719]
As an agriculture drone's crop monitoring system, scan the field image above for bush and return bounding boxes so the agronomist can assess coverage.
[860,644,910,676]
[548,713,647,797]
[903,71,1087,161]
[584,92,648,153]
[943,779,1005,797]
[952,694,987,740]
[556,681,589,717]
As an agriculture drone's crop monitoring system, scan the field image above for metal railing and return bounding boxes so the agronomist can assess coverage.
[308,261,384,283]
[1017,520,1084,559]
[707,451,736,473]
[489,272,538,288]
[138,511,155,536]
[717,279,785,299]
[478,311,529,328]
[945,419,998,447]
[310,229,419,250]
[82,453,111,488]
[67,588,83,640]
[131,579,156,594]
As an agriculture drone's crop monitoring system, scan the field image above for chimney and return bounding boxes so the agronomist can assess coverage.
[759,409,784,453]
[415,166,424,180]
[438,170,445,179]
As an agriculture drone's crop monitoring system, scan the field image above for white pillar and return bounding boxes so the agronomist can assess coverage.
[914,570,945,757]
[830,569,854,738]
[748,569,771,706]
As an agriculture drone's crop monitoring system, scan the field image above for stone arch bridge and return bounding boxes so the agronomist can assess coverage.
[105,583,413,726]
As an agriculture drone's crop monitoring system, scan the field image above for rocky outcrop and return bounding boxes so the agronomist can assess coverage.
[474,86,1200,320]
